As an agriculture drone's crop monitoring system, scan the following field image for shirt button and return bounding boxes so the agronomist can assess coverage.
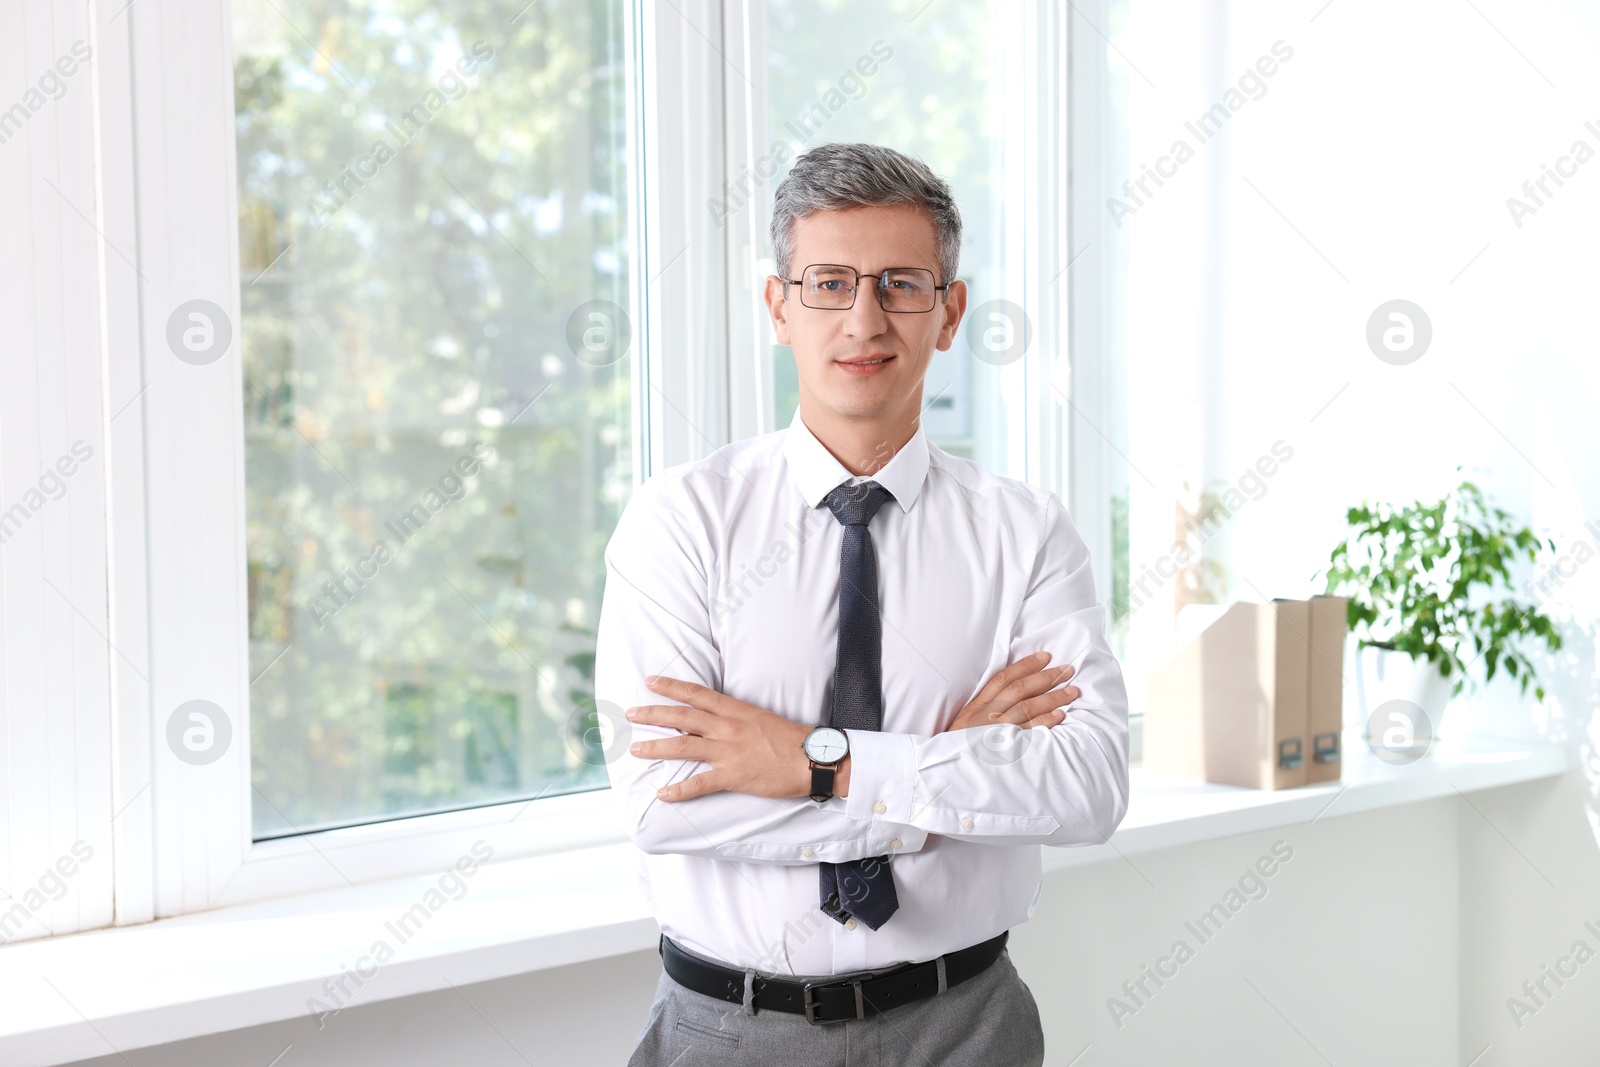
[873,801,887,814]
[890,838,902,850]
[802,847,815,858]
[845,918,858,931]
[960,817,974,830]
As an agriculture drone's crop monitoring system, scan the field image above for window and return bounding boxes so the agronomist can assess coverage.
[759,0,1017,473]
[0,0,1084,933]
[1092,3,1486,737]
[232,0,632,836]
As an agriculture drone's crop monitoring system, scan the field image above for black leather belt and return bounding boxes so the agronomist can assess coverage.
[659,930,1008,1025]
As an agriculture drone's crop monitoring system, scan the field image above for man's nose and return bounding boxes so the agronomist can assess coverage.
[842,276,889,336]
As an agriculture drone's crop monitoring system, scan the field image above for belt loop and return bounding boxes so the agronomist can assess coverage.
[935,955,948,995]
[741,968,758,1015]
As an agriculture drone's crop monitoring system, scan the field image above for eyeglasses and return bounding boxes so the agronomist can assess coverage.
[782,263,949,314]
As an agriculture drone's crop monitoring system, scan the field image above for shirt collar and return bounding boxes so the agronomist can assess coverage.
[782,406,930,514]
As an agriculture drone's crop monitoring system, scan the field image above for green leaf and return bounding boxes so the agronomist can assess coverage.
[1325,479,1561,703]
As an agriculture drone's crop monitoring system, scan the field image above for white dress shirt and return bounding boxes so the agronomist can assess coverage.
[595,407,1130,977]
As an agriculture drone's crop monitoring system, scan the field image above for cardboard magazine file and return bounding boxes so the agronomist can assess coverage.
[1305,594,1348,784]
[1145,599,1312,790]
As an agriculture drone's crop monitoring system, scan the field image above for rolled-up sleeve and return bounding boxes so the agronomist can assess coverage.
[841,494,1131,848]
[595,474,929,865]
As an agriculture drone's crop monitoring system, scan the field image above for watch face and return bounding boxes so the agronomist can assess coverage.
[804,726,849,764]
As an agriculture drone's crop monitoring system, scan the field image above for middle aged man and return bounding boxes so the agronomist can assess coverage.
[599,141,1130,1067]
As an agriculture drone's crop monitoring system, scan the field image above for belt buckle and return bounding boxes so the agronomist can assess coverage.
[802,976,866,1025]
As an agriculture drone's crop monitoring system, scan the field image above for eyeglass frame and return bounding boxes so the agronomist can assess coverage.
[780,263,951,313]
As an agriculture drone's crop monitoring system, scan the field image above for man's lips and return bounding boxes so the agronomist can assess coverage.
[835,355,896,375]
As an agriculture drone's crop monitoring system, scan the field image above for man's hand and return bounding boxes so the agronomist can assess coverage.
[626,676,815,803]
[941,652,1079,734]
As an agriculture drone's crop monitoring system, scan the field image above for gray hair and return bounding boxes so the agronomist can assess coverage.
[770,142,962,288]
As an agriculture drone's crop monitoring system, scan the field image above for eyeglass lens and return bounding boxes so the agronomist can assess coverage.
[802,265,937,312]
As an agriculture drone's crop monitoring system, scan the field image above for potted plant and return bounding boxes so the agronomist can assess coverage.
[1319,478,1563,740]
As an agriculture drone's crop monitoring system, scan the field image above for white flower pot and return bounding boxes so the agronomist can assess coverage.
[1355,645,1454,741]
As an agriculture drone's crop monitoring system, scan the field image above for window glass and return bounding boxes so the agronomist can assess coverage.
[233,0,632,837]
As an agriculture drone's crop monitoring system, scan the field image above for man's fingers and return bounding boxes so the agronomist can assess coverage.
[953,657,1080,733]
[985,668,1075,716]
[999,663,1074,705]
[656,769,721,802]
[1024,663,1074,694]
[1021,684,1079,719]
[643,674,720,710]
[989,684,1080,725]
[626,703,718,737]
[629,731,708,760]
[976,652,1051,703]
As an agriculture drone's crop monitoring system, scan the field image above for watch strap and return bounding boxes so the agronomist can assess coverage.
[809,764,836,802]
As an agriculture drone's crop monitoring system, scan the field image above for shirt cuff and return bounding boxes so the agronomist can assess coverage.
[841,729,919,826]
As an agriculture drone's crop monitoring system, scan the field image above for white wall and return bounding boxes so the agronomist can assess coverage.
[1460,769,1600,1061]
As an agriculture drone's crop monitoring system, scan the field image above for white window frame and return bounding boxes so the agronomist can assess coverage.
[1064,0,1121,638]
[49,0,1097,927]
[0,0,125,943]
[103,0,752,919]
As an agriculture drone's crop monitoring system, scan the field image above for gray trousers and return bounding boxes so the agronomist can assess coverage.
[625,943,1046,1066]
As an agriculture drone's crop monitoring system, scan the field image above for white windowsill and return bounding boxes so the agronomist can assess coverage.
[0,729,1569,1067]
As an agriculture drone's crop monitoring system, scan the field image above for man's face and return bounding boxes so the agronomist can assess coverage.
[764,203,966,424]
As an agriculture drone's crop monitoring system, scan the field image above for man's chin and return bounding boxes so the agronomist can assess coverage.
[799,363,925,420]
[817,392,901,421]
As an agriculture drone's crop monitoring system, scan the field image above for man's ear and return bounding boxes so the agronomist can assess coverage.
[935,278,968,352]
[764,275,793,346]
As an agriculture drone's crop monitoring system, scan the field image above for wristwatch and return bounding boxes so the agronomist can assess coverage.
[802,726,849,802]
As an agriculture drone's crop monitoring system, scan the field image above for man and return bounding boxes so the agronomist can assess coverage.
[597,142,1130,1067]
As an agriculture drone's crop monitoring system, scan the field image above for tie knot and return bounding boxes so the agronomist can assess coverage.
[824,480,894,526]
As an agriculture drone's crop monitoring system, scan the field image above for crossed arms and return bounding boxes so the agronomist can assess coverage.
[592,477,1131,866]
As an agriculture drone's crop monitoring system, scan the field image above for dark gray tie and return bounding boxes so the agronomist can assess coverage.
[817,480,899,930]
